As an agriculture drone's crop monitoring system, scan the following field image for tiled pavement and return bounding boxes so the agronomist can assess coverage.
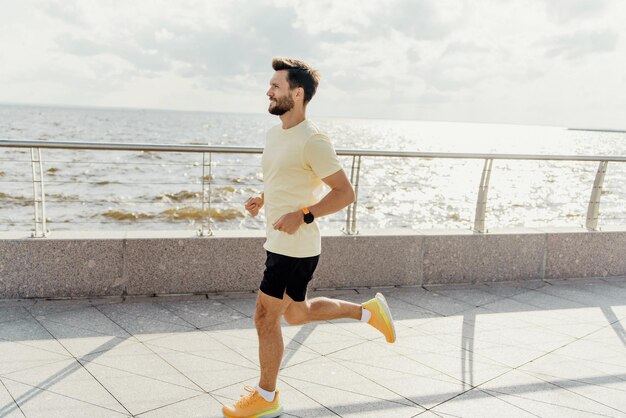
[1,277,625,417]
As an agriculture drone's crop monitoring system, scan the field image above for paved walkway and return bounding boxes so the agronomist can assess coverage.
[1,277,625,417]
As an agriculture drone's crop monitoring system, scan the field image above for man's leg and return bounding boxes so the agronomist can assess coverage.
[283,294,361,325]
[255,290,292,392]
[284,293,397,343]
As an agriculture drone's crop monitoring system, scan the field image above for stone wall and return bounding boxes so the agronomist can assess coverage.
[1,228,625,298]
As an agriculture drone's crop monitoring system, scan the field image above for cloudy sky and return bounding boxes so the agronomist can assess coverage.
[1,0,625,129]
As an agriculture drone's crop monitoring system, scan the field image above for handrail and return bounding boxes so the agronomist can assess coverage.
[2,139,626,162]
[1,139,624,236]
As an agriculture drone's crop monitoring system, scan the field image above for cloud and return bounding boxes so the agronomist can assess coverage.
[442,41,492,57]
[384,0,466,40]
[38,0,88,27]
[52,1,319,86]
[544,0,611,23]
[542,29,619,60]
[292,0,464,41]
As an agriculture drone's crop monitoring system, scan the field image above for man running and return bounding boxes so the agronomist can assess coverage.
[222,58,396,418]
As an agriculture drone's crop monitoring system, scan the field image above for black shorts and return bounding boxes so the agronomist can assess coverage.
[259,251,320,302]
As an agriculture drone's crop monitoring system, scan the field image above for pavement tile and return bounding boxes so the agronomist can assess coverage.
[135,393,223,417]
[152,350,259,392]
[482,280,547,297]
[81,361,202,416]
[0,317,57,343]
[158,300,245,329]
[215,296,257,318]
[144,333,262,370]
[462,343,549,369]
[517,351,625,382]
[0,307,30,325]
[331,358,467,409]
[0,378,25,418]
[481,388,613,418]
[510,288,587,310]
[537,284,624,310]
[96,304,196,340]
[0,341,70,375]
[425,287,505,308]
[550,338,626,366]
[584,321,626,343]
[142,330,227,353]
[1,359,128,414]
[392,349,510,388]
[202,318,258,339]
[81,343,202,390]
[193,331,261,367]
[538,321,611,339]
[24,299,98,317]
[415,411,461,418]
[397,293,476,317]
[277,382,342,418]
[520,362,626,414]
[428,388,538,418]
[411,315,467,337]
[479,369,623,417]
[35,305,130,338]
[0,299,37,309]
[281,323,370,356]
[279,357,410,403]
[280,375,425,418]
[1,378,130,417]
[555,379,626,414]
[584,281,626,299]
[34,320,133,358]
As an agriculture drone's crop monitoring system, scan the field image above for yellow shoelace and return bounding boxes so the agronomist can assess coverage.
[235,386,258,408]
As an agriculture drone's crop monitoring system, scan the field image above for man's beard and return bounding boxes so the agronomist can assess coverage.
[268,95,295,115]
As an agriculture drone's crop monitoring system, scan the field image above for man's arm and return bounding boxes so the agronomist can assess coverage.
[272,170,355,234]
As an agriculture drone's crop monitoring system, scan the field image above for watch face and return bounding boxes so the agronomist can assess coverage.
[303,212,314,224]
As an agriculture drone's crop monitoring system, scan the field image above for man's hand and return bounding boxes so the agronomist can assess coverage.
[272,210,304,234]
[244,196,264,217]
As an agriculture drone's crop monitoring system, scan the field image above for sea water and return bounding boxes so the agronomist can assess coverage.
[1,104,625,232]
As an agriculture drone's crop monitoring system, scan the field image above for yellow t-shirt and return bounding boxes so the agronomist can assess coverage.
[262,119,343,257]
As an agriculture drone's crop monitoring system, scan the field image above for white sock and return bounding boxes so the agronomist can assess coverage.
[256,386,275,402]
[360,307,371,322]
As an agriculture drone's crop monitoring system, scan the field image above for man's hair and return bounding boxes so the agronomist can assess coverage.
[272,58,320,105]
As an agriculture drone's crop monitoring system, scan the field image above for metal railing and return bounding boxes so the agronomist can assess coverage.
[1,139,626,237]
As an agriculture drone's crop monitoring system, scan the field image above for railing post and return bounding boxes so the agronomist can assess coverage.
[586,160,608,231]
[473,158,493,233]
[30,147,48,237]
[198,152,213,236]
[344,155,361,235]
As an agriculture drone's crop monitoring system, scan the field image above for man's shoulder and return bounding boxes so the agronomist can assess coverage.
[302,120,329,141]
[302,119,322,134]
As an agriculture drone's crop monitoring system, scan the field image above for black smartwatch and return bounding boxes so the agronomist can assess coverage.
[302,207,315,224]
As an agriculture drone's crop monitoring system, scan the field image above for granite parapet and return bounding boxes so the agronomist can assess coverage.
[1,228,625,298]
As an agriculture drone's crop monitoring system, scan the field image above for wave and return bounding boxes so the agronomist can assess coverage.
[98,207,244,222]
[161,206,244,221]
[101,211,156,220]
[0,192,31,206]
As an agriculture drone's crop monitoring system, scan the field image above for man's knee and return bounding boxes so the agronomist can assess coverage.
[254,294,283,329]
[283,305,309,325]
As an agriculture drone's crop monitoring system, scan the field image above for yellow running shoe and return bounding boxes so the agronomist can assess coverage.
[362,292,396,343]
[222,386,282,418]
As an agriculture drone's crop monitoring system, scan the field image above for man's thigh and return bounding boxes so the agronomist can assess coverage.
[256,289,293,319]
